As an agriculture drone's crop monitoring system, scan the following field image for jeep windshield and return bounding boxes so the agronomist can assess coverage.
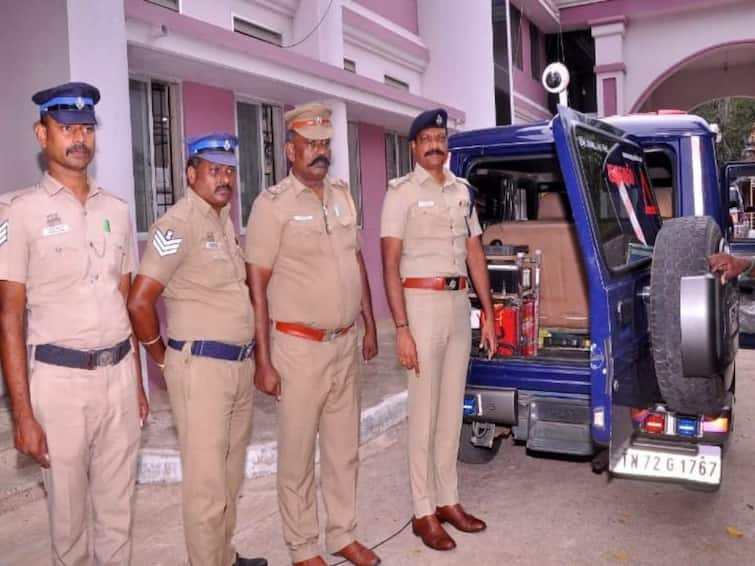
[571,124,662,271]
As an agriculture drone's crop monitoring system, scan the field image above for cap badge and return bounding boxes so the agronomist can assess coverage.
[315,115,323,125]
[435,114,443,126]
[223,139,231,151]
[75,97,85,110]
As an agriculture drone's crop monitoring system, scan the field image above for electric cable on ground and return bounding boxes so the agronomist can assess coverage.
[327,518,413,566]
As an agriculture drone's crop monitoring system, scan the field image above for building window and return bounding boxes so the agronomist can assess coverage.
[511,4,523,70]
[530,23,542,80]
[145,0,179,11]
[233,17,282,46]
[129,78,183,233]
[236,101,285,224]
[344,58,357,73]
[384,75,410,91]
[385,132,411,181]
[347,122,363,226]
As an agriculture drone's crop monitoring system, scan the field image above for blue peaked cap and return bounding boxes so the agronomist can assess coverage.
[32,82,100,125]
[186,132,239,166]
[408,108,447,141]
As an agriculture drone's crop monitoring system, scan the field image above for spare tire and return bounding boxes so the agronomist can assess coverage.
[649,216,734,415]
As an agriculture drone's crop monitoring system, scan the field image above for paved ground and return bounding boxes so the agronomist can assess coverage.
[1,341,754,565]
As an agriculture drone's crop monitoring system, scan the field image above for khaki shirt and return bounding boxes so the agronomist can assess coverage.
[245,174,361,329]
[380,163,482,278]
[138,189,253,343]
[0,174,136,349]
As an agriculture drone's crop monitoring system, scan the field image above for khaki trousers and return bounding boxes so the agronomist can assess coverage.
[272,327,360,563]
[405,288,471,518]
[164,345,254,566]
[30,351,141,566]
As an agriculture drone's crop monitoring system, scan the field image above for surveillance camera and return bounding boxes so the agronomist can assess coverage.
[541,63,570,95]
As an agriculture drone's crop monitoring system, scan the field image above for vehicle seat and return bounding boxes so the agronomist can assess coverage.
[482,192,590,330]
[654,187,673,219]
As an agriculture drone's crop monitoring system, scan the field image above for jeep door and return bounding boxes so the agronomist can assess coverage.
[551,106,664,449]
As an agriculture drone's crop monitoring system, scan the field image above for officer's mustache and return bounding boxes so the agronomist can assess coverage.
[309,156,330,167]
[424,149,445,158]
[66,144,91,156]
[214,184,232,193]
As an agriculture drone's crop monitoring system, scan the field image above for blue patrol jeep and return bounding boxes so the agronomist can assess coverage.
[449,106,739,489]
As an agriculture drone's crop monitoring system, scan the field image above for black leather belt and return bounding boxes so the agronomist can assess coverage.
[35,338,132,370]
[167,339,255,361]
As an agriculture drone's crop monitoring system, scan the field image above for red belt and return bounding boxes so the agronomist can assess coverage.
[274,321,353,342]
[402,277,468,291]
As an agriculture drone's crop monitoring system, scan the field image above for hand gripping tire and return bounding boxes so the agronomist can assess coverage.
[649,216,734,415]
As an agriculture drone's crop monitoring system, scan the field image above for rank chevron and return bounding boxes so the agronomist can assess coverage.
[152,228,182,257]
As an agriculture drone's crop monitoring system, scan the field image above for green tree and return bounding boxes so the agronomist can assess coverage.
[692,97,755,165]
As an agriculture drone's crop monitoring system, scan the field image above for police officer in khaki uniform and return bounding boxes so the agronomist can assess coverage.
[0,82,148,565]
[245,103,380,566]
[380,108,497,551]
[127,133,267,566]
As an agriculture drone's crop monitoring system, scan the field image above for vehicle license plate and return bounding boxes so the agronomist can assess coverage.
[612,444,721,485]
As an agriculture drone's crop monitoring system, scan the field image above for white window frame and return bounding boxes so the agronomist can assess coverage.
[129,74,185,238]
[145,0,181,12]
[234,95,286,234]
[232,14,283,46]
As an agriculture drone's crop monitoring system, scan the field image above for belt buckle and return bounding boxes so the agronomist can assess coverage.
[240,343,255,360]
[445,277,458,290]
[97,350,114,367]
[323,329,339,342]
[87,349,113,369]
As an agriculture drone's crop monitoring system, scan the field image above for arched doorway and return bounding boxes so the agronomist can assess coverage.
[632,42,755,113]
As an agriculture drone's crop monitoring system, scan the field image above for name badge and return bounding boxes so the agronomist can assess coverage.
[293,215,314,221]
[42,224,70,237]
[417,200,435,208]
[205,241,221,250]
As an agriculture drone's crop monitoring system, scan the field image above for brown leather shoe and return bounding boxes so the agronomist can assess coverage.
[411,514,456,551]
[292,556,327,566]
[435,504,487,533]
[334,541,381,566]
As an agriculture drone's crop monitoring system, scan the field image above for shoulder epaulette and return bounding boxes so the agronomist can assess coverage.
[387,173,412,190]
[263,178,292,199]
[0,190,23,206]
[99,188,129,205]
[3,188,35,206]
[331,177,349,191]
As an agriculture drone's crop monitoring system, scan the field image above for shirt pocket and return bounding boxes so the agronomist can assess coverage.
[105,231,128,279]
[449,198,471,237]
[283,215,323,256]
[408,201,449,238]
[29,234,88,292]
[332,203,358,251]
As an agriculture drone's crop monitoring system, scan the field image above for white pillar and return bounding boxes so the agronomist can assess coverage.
[66,0,135,207]
[323,98,350,184]
[592,19,627,117]
[417,0,495,130]
[292,0,344,67]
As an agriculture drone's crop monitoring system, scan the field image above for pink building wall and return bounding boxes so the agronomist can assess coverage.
[358,122,391,321]
[353,0,419,34]
[512,13,548,113]
[181,81,242,229]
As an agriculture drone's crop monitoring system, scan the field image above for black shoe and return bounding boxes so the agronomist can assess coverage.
[235,554,268,566]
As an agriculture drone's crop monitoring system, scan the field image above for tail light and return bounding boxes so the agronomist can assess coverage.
[643,413,666,434]
[702,416,729,433]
